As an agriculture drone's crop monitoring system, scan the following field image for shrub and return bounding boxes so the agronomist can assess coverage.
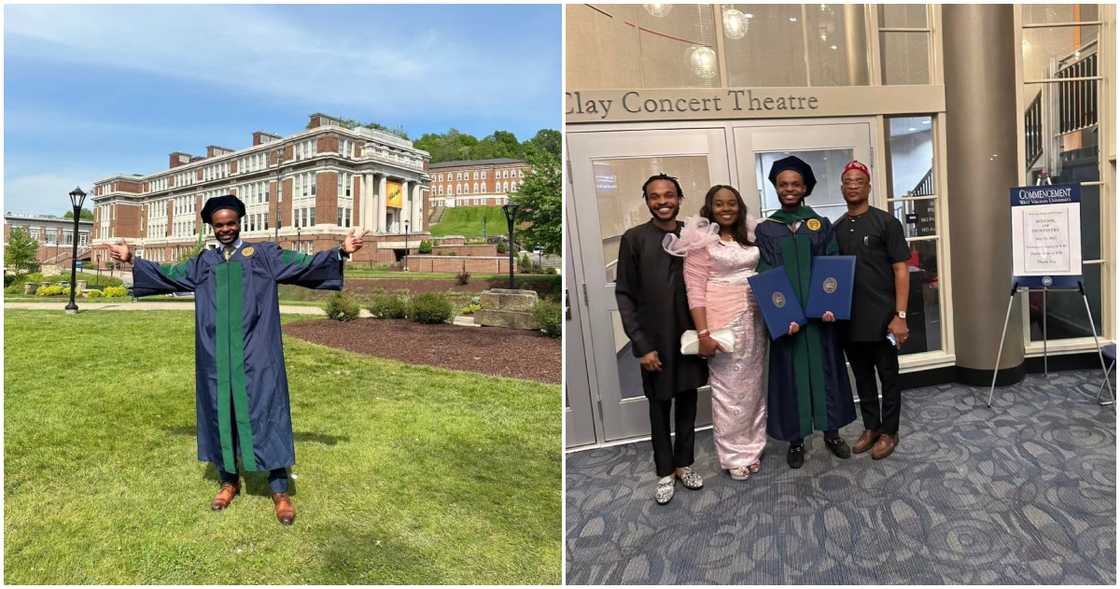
[496,240,507,254]
[518,253,534,274]
[489,274,561,298]
[460,303,481,315]
[455,263,471,285]
[533,300,562,338]
[3,274,15,287]
[418,240,433,254]
[323,291,361,321]
[410,293,453,324]
[103,286,129,298]
[85,289,103,298]
[368,293,409,319]
[36,285,63,296]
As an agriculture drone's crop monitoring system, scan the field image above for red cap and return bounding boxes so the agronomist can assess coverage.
[842,160,870,180]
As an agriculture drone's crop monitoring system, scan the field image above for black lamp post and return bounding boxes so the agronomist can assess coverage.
[296,226,302,254]
[403,219,410,271]
[65,186,86,314]
[501,203,519,289]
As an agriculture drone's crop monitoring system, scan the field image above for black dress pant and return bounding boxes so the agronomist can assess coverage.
[648,389,698,477]
[844,340,901,436]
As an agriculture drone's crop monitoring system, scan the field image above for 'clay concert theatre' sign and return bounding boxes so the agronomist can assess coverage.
[566,85,945,123]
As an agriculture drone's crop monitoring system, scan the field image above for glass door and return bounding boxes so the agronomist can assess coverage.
[564,207,598,447]
[567,128,731,442]
[732,122,874,224]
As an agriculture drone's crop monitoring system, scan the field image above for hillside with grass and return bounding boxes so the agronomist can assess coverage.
[428,206,504,238]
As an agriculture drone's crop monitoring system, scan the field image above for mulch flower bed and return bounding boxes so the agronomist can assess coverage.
[284,318,560,384]
[346,279,491,295]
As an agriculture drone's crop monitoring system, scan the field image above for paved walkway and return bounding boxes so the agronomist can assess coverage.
[4,301,479,325]
[6,301,339,316]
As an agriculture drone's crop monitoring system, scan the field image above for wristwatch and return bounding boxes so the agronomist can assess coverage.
[896,310,907,319]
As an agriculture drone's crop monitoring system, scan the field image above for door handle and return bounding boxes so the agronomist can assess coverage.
[564,289,572,320]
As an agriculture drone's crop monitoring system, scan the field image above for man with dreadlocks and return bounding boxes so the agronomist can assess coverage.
[615,173,709,505]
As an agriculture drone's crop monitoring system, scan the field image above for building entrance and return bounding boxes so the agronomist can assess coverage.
[566,119,873,448]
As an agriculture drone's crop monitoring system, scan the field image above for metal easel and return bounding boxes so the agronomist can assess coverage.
[987,275,1115,407]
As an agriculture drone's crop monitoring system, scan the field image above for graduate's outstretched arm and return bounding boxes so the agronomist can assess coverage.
[130,246,200,295]
[269,242,345,289]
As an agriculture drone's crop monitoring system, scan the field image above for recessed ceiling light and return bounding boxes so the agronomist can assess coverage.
[789,16,798,22]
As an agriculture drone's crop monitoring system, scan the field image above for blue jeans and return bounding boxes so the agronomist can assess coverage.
[219,467,290,494]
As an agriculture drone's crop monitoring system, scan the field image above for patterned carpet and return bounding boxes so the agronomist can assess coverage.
[565,372,1116,584]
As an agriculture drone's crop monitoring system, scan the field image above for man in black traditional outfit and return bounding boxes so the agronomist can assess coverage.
[754,156,856,469]
[615,174,709,505]
[834,160,910,460]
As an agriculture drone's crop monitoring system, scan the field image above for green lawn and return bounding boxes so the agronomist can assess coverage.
[4,310,561,584]
[428,206,505,238]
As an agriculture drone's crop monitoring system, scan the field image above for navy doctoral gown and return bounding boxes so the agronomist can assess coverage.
[755,214,856,441]
[131,241,343,472]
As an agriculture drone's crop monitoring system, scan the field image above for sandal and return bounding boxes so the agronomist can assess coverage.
[748,461,761,473]
[729,466,751,481]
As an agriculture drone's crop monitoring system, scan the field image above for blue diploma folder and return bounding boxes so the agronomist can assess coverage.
[804,256,856,320]
[748,267,807,340]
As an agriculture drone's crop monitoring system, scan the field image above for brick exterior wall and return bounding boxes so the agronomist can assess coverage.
[281,178,293,226]
[404,255,512,274]
[317,171,338,226]
[317,134,339,154]
[113,204,143,239]
[432,244,498,256]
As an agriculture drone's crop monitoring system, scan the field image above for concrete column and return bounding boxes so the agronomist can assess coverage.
[412,183,424,232]
[364,173,375,231]
[401,180,412,232]
[943,4,1024,385]
[377,175,388,233]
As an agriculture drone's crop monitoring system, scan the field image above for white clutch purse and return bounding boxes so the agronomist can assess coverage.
[680,328,735,355]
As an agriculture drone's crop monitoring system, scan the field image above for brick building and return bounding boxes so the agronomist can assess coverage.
[89,113,432,266]
[4,214,93,265]
[428,158,530,208]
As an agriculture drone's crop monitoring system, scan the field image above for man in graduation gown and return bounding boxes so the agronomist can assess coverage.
[834,160,910,460]
[755,156,856,469]
[615,174,708,505]
[108,194,366,525]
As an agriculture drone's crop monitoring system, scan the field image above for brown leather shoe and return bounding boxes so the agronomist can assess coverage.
[870,434,897,460]
[272,492,296,525]
[852,430,881,454]
[211,483,239,511]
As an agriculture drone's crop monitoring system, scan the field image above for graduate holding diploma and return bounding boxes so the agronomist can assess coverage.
[754,156,856,469]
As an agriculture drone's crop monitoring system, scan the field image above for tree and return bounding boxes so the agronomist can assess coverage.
[526,129,561,159]
[5,227,40,277]
[63,208,94,221]
[178,227,207,263]
[334,117,410,140]
[509,147,561,255]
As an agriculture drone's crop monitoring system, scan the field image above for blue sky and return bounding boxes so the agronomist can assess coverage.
[3,4,561,216]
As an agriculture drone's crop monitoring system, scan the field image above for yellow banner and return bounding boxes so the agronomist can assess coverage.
[386,180,402,209]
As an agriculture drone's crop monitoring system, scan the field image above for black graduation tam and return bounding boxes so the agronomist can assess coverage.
[200,195,246,224]
[767,156,817,197]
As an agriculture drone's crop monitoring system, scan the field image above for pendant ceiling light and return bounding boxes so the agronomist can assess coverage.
[722,8,750,40]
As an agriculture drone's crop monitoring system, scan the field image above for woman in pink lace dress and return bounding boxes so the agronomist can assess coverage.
[664,185,767,480]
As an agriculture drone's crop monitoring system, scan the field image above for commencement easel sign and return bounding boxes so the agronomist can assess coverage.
[1010,183,1081,277]
[987,182,1112,408]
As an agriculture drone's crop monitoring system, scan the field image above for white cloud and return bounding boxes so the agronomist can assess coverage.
[5,5,555,117]
[5,168,118,216]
